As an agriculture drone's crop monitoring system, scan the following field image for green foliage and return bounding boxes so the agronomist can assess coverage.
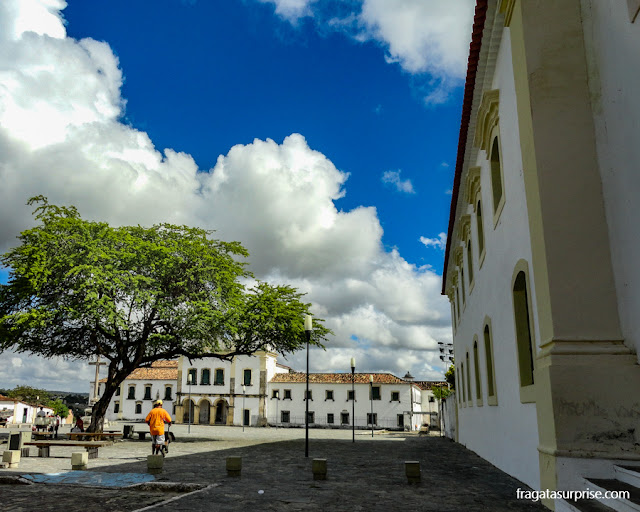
[0,197,332,430]
[225,282,331,353]
[47,398,69,417]
[7,385,49,405]
[444,362,455,390]
[431,385,451,401]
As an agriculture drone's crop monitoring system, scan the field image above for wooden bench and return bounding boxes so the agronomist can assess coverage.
[32,432,56,441]
[66,432,123,442]
[24,440,110,459]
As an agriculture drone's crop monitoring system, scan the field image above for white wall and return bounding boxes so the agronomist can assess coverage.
[453,29,540,490]
[419,389,440,428]
[267,382,421,430]
[98,380,176,422]
[582,0,640,359]
[179,353,271,426]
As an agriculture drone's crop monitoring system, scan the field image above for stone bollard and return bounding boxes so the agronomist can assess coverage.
[226,456,242,477]
[312,458,327,481]
[147,454,164,475]
[405,461,421,484]
[71,452,88,471]
[9,431,31,451]
[2,450,21,469]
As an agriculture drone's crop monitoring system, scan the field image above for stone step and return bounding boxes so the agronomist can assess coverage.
[557,498,616,512]
[586,478,640,512]
[615,466,640,489]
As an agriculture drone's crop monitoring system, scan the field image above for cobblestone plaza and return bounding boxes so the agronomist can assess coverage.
[0,423,546,511]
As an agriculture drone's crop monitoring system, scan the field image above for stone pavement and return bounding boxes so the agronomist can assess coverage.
[0,424,547,511]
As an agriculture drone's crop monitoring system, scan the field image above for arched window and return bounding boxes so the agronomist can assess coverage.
[476,200,485,256]
[484,324,497,402]
[461,363,467,404]
[513,271,535,387]
[466,352,472,405]
[473,340,482,403]
[460,269,466,305]
[490,137,504,215]
[455,290,461,321]
[467,240,474,285]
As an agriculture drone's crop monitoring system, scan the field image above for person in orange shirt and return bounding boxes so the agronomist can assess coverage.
[145,400,172,456]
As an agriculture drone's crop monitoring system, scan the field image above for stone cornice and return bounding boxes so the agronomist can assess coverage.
[473,89,500,153]
[464,167,482,205]
[458,215,471,242]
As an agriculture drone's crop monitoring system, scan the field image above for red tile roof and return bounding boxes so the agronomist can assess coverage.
[414,381,448,391]
[443,0,489,292]
[99,360,178,383]
[270,372,414,385]
[0,394,12,402]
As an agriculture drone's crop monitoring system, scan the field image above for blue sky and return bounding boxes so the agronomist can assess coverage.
[63,0,461,270]
[0,0,474,391]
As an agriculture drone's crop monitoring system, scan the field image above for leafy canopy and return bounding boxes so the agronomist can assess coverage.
[0,197,331,430]
[6,385,50,405]
[444,362,455,390]
[47,399,70,418]
[431,385,451,401]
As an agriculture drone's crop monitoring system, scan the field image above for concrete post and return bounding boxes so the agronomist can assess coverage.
[226,456,242,477]
[2,450,21,468]
[147,454,164,475]
[312,458,327,480]
[405,461,421,484]
[71,452,88,470]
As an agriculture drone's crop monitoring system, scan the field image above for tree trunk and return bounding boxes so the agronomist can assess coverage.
[86,369,129,433]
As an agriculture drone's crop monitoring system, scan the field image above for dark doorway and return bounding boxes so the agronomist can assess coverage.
[199,400,210,425]
[214,400,228,425]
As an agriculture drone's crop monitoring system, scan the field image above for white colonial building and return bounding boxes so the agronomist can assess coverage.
[268,372,425,431]
[96,360,178,422]
[173,350,286,427]
[0,394,54,425]
[443,1,640,509]
[92,353,442,432]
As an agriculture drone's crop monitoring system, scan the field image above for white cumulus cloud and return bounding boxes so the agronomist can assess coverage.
[260,0,475,104]
[420,233,447,251]
[381,170,415,194]
[0,0,451,391]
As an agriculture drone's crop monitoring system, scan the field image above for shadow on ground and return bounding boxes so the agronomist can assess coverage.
[3,435,547,511]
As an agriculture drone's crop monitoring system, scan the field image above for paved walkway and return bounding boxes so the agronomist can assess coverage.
[0,424,546,511]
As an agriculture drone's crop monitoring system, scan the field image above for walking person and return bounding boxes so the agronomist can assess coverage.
[145,400,172,456]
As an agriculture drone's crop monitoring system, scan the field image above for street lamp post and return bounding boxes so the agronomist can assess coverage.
[304,314,313,458]
[187,374,192,434]
[350,357,355,443]
[242,384,246,432]
[438,342,454,437]
[369,374,374,438]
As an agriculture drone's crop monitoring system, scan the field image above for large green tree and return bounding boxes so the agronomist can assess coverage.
[7,385,50,405]
[0,197,330,431]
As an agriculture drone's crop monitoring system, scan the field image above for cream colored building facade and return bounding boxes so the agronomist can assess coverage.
[174,351,287,427]
[443,1,640,509]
